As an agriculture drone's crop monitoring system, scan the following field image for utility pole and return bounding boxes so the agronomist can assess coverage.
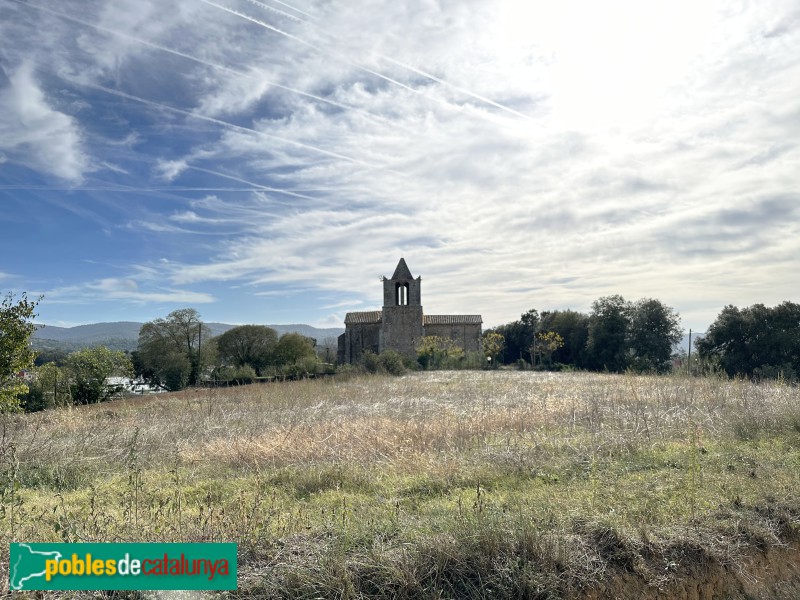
[197,322,202,385]
[687,329,692,377]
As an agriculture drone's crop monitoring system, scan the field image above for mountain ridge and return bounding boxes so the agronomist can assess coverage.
[33,321,344,352]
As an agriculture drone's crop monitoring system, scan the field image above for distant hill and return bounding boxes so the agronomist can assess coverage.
[34,322,143,346]
[32,321,344,353]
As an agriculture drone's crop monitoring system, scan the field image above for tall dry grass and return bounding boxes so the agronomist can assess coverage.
[2,371,799,597]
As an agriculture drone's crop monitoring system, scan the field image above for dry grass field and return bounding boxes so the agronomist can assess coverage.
[2,371,799,598]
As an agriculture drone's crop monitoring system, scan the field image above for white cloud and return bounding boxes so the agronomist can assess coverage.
[321,299,364,310]
[45,278,215,305]
[195,67,273,117]
[169,210,205,223]
[0,62,90,182]
[3,0,799,329]
[156,159,189,182]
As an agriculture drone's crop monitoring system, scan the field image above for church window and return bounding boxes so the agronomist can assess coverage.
[396,282,409,305]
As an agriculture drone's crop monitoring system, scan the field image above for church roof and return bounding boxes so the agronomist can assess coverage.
[424,315,483,325]
[390,257,414,280]
[345,310,383,324]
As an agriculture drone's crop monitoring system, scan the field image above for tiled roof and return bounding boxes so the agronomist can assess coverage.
[345,310,383,324]
[424,315,482,325]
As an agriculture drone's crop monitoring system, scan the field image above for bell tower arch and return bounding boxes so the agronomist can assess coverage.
[380,258,423,357]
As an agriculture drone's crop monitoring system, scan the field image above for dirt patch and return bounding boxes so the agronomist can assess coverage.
[582,542,800,600]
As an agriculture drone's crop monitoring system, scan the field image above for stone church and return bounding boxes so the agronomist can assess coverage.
[337,258,483,364]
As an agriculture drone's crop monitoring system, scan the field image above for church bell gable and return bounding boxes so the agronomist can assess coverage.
[383,257,421,307]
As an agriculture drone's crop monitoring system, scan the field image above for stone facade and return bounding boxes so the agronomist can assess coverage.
[337,258,482,364]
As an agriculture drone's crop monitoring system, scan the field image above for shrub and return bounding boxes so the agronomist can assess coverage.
[285,356,320,379]
[358,351,407,375]
[402,355,421,371]
[334,363,365,380]
[417,336,465,370]
[361,351,381,374]
[212,364,256,385]
[379,350,406,375]
[462,351,485,370]
[231,365,257,385]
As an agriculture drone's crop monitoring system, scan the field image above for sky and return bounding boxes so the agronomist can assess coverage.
[1,0,798,332]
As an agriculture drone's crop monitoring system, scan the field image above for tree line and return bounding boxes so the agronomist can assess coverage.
[4,304,321,412]
[133,308,320,391]
[485,297,800,381]
[2,294,798,414]
[485,295,684,374]
[695,302,800,381]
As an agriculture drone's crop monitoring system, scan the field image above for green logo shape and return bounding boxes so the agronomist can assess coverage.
[10,543,237,591]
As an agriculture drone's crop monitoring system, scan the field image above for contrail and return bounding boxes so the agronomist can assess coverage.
[0,185,310,196]
[184,166,323,201]
[73,82,393,171]
[380,57,536,122]
[197,0,429,97]
[240,0,536,121]
[265,0,317,21]
[241,0,304,24]
[12,0,423,132]
[9,0,356,115]
[17,0,532,126]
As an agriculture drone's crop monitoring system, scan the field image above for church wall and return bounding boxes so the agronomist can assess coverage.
[337,333,346,364]
[423,323,482,353]
[344,323,381,363]
[380,305,424,359]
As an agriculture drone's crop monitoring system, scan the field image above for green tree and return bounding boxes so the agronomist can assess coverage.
[494,309,539,364]
[628,298,682,373]
[695,305,751,378]
[273,333,316,367]
[130,349,155,383]
[533,331,564,368]
[538,310,590,367]
[494,321,524,364]
[0,293,39,412]
[482,331,504,368]
[23,363,72,412]
[161,351,192,391]
[750,302,800,380]
[33,347,69,366]
[138,308,212,388]
[67,346,133,405]
[215,325,278,375]
[696,302,800,381]
[586,295,631,372]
